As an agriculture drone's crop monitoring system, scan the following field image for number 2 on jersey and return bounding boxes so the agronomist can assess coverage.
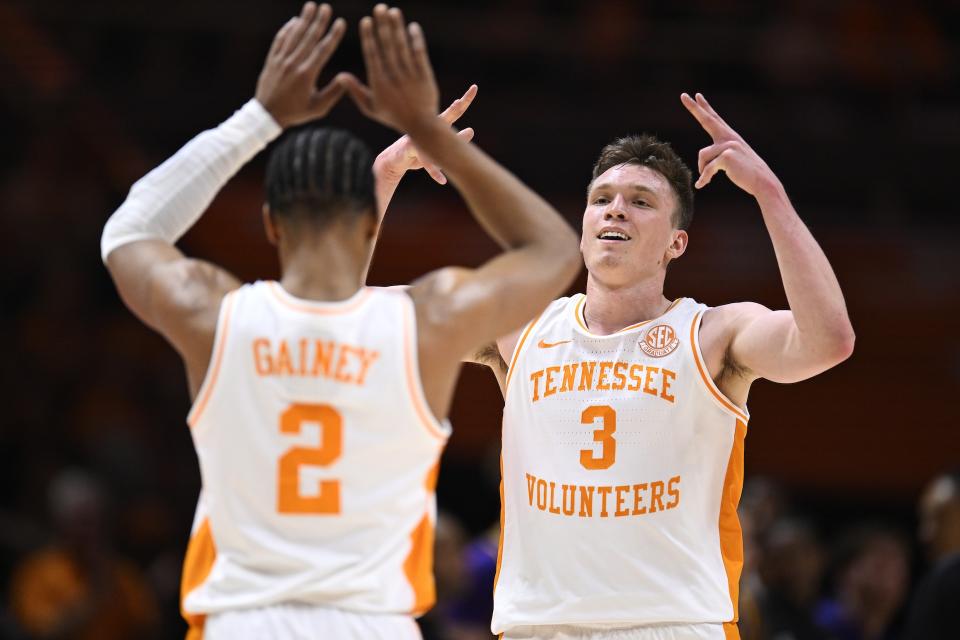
[277,403,342,514]
[580,405,616,470]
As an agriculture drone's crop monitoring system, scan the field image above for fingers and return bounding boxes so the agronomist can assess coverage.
[388,7,415,74]
[268,17,298,59]
[695,93,731,129]
[681,92,723,141]
[372,4,418,81]
[359,16,384,81]
[697,140,737,174]
[289,3,332,65]
[280,2,319,58]
[337,72,375,118]
[439,84,478,124]
[424,164,447,184]
[309,76,347,118]
[695,149,731,189]
[681,91,744,146]
[302,16,346,74]
[421,128,474,184]
[408,22,435,83]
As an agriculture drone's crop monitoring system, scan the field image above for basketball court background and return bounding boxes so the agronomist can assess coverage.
[0,1,956,638]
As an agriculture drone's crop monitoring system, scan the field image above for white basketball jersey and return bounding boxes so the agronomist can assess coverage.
[179,281,449,634]
[492,295,748,636]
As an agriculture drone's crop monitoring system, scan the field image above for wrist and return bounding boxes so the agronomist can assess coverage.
[404,115,449,141]
[373,149,405,183]
[239,99,283,143]
[753,174,787,208]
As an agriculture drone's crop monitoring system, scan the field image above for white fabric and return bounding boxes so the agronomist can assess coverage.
[503,622,727,640]
[493,295,748,634]
[183,282,450,616]
[204,602,422,640]
[100,99,281,263]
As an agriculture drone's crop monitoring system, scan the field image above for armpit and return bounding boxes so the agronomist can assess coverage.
[473,342,508,374]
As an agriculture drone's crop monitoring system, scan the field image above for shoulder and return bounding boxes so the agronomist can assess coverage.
[406,266,473,318]
[702,301,771,330]
[698,301,771,382]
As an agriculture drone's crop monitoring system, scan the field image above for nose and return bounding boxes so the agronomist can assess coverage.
[603,194,627,221]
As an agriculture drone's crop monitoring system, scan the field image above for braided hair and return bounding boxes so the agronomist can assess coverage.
[265,125,375,228]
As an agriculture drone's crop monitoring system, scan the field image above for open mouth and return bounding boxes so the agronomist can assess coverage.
[597,230,631,241]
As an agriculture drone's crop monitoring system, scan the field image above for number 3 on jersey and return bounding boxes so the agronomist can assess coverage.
[580,405,616,470]
[278,403,342,514]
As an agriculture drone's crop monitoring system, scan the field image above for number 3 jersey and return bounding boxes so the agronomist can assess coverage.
[492,295,749,635]
[180,281,449,628]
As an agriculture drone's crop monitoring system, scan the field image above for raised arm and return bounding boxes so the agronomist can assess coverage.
[356,85,477,282]
[101,2,346,392]
[345,5,580,417]
[682,92,854,387]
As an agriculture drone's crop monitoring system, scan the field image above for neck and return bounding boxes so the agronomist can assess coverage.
[277,234,366,302]
[583,271,672,335]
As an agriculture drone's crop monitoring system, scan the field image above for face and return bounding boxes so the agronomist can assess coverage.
[843,536,909,611]
[919,476,960,561]
[581,163,687,287]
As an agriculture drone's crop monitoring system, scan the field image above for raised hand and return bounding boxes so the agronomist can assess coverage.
[339,4,440,133]
[255,2,347,128]
[681,92,780,197]
[375,85,478,185]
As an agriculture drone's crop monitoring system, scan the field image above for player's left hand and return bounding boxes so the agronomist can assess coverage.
[681,92,781,197]
[374,84,478,185]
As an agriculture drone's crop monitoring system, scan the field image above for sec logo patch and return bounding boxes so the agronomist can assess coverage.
[640,324,679,358]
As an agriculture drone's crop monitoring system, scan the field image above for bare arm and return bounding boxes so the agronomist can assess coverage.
[103,3,347,394]
[345,5,580,417]
[683,92,854,386]
[359,86,477,282]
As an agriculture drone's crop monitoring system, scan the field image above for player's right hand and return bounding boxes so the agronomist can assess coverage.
[374,85,478,185]
[255,3,347,128]
[338,4,440,134]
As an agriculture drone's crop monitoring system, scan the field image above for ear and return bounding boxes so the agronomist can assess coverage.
[362,208,379,242]
[665,229,688,261]
[262,204,279,246]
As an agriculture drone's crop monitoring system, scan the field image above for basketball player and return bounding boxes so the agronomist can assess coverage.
[377,94,855,638]
[100,3,580,639]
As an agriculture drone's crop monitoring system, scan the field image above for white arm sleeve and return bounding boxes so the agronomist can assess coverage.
[100,99,282,263]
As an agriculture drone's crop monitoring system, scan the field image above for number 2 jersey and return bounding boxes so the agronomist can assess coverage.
[492,295,748,636]
[180,281,450,633]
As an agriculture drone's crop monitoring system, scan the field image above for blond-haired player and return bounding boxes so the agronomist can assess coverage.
[380,93,855,638]
[100,4,579,639]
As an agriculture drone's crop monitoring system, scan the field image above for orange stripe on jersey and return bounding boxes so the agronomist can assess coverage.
[265,281,372,315]
[400,301,447,441]
[616,298,683,333]
[689,311,749,423]
[492,452,505,594]
[180,517,217,638]
[724,621,741,640]
[188,292,237,428]
[720,419,747,633]
[574,296,683,335]
[503,310,545,395]
[404,462,440,615]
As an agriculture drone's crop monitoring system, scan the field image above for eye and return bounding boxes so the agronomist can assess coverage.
[592,197,609,205]
[633,200,649,207]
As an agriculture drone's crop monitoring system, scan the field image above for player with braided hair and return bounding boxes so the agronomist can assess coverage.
[100,3,579,638]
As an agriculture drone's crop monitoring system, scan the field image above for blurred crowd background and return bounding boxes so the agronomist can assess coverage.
[1,0,957,638]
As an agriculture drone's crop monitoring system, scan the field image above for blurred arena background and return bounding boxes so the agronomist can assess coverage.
[0,1,957,638]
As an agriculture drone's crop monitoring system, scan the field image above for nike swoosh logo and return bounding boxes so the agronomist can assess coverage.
[538,339,572,349]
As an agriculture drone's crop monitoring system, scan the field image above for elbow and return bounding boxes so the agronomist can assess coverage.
[824,324,856,365]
